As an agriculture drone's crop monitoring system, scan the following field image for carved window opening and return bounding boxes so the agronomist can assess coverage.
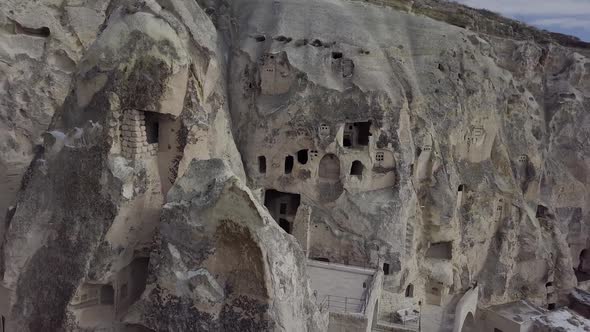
[144,111,160,144]
[285,155,294,174]
[313,257,330,263]
[350,160,364,177]
[383,263,390,275]
[100,285,114,304]
[258,156,266,174]
[15,24,50,37]
[405,284,414,298]
[458,184,464,192]
[376,152,384,162]
[356,122,371,144]
[297,149,309,164]
[343,129,353,147]
[426,242,452,260]
[343,121,371,148]
[264,190,300,233]
[536,205,549,218]
[545,281,556,309]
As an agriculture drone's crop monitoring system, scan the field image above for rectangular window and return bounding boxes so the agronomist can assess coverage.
[383,263,390,275]
[285,155,294,174]
[144,111,160,144]
[258,156,266,174]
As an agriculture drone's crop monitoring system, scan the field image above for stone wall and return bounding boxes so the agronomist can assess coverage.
[121,110,158,160]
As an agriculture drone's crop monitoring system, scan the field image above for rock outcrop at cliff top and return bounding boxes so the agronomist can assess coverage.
[1,0,590,330]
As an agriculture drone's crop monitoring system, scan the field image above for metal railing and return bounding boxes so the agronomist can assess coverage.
[320,295,364,313]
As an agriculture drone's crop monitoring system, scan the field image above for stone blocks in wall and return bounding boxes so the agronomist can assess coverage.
[121,110,154,159]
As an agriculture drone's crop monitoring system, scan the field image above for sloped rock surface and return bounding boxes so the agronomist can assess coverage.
[125,159,326,331]
[0,0,589,330]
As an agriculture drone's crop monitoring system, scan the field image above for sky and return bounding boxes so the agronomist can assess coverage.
[454,0,590,42]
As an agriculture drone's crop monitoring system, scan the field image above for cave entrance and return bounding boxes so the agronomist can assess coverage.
[536,205,550,219]
[115,257,150,315]
[350,160,364,178]
[278,218,291,233]
[343,121,371,148]
[264,190,300,234]
[144,111,160,144]
[69,282,116,328]
[100,285,114,304]
[546,282,555,309]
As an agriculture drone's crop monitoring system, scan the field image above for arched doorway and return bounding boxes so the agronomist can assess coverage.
[319,154,340,180]
[318,154,343,202]
[350,160,364,177]
[461,312,475,332]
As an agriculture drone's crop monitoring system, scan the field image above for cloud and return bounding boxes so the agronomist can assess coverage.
[454,0,590,41]
[530,17,590,30]
[455,0,590,16]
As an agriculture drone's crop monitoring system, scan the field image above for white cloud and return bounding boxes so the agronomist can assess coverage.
[455,0,590,16]
[530,17,590,30]
[454,0,590,40]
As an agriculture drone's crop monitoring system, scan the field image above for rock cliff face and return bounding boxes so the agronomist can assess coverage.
[1,0,589,331]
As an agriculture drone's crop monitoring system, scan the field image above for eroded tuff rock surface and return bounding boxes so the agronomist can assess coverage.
[1,0,590,331]
[125,159,326,331]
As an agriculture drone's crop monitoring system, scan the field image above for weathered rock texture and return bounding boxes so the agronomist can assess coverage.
[1,0,590,331]
[124,159,326,331]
